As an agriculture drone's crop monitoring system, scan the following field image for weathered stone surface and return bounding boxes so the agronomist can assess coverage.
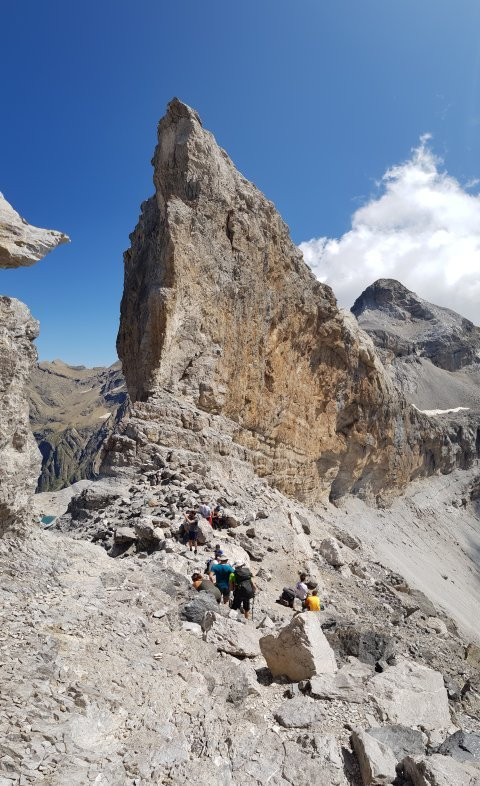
[274,696,325,728]
[351,729,397,785]
[0,192,69,268]
[309,660,371,703]
[366,725,425,762]
[209,615,261,659]
[260,612,337,681]
[0,298,41,534]
[370,658,450,731]
[403,753,480,786]
[109,98,478,506]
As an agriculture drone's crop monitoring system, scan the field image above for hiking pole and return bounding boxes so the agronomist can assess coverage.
[251,595,255,623]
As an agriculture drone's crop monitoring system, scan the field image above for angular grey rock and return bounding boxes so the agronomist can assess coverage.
[260,612,337,681]
[209,615,261,659]
[114,526,137,543]
[274,696,325,729]
[0,192,69,268]
[351,729,398,785]
[309,660,371,703]
[370,658,451,732]
[403,753,480,786]
[180,592,219,623]
[319,536,351,567]
[437,730,480,763]
[328,624,395,666]
[366,725,425,762]
[226,661,261,704]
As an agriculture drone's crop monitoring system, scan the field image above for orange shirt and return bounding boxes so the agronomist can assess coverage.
[305,594,321,611]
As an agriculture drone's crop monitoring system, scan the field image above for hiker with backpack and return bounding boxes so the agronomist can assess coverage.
[230,563,256,619]
[209,555,234,604]
[204,544,223,574]
[191,572,222,603]
[295,573,309,606]
[184,509,199,554]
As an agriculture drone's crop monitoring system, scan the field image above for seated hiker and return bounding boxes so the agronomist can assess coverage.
[191,572,221,603]
[184,510,199,554]
[295,572,309,605]
[211,504,226,530]
[209,555,234,604]
[304,588,321,611]
[277,587,296,608]
[230,563,256,620]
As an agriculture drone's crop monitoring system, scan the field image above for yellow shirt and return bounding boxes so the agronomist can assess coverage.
[305,595,321,611]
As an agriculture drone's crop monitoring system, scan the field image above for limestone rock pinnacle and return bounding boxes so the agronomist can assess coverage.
[111,99,479,504]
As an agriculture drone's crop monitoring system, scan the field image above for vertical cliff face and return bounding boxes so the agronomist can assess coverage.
[113,100,479,504]
[0,194,68,533]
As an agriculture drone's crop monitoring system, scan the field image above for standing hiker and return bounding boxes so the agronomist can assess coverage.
[209,555,234,604]
[230,563,256,619]
[184,510,199,555]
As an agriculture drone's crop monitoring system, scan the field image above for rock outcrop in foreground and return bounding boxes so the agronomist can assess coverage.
[0,192,69,268]
[111,99,478,504]
[0,194,68,533]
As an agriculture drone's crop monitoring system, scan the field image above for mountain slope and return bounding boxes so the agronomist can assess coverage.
[28,360,127,491]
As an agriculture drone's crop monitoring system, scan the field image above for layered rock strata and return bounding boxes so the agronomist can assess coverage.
[110,99,479,504]
[0,193,68,533]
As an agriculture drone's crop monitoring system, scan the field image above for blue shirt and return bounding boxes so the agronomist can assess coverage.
[211,563,234,591]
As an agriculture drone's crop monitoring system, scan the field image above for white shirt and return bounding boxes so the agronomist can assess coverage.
[295,581,308,601]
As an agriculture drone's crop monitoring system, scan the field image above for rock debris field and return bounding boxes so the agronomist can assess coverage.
[1,447,477,785]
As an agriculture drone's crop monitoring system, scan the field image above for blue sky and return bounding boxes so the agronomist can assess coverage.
[2,0,480,365]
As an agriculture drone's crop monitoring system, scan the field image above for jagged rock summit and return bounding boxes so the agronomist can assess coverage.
[109,98,478,504]
[0,192,69,268]
[352,279,480,412]
[0,194,68,533]
[352,278,480,373]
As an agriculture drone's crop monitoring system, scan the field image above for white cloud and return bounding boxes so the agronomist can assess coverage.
[299,138,480,325]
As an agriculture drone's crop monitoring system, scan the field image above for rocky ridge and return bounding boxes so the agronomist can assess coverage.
[0,194,68,533]
[111,99,479,506]
[28,359,126,491]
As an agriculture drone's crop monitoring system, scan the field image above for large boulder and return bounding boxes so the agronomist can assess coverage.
[403,754,480,786]
[437,731,480,763]
[260,612,337,681]
[319,537,352,567]
[351,729,397,785]
[369,658,450,732]
[274,696,325,729]
[366,725,425,762]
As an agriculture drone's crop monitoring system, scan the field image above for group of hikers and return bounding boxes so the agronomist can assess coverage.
[191,546,256,619]
[178,502,323,621]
